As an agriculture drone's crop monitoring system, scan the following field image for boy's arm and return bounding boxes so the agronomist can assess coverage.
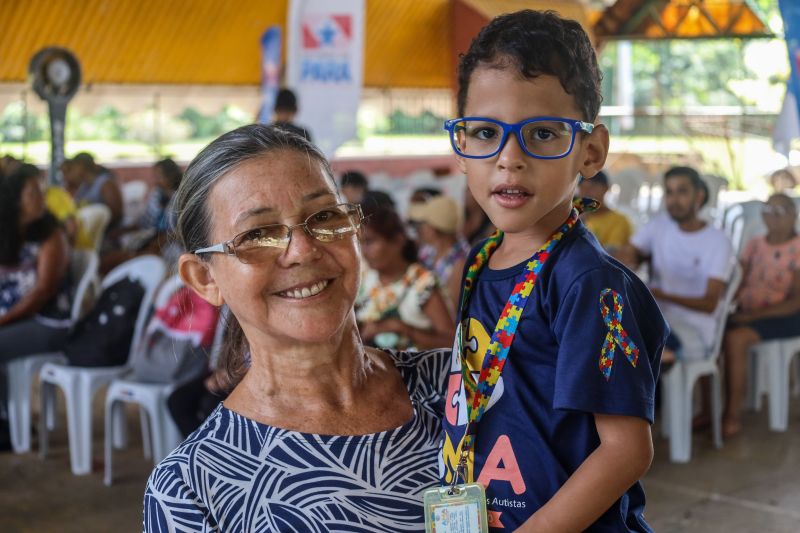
[516,414,653,533]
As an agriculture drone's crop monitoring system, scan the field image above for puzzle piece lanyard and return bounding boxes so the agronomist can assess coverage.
[451,198,598,489]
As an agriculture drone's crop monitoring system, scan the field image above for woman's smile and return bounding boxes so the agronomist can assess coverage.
[274,278,333,300]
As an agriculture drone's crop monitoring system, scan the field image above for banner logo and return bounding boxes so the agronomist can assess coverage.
[302,15,352,51]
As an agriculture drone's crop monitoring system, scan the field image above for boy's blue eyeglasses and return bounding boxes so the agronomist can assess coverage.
[443,117,594,160]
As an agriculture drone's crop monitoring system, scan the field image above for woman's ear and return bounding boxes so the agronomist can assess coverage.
[178,253,224,307]
[578,123,610,179]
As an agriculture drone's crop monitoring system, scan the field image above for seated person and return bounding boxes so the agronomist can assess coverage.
[409,186,441,206]
[136,158,183,236]
[623,166,734,363]
[62,152,123,227]
[408,195,470,313]
[5,162,90,250]
[0,154,22,176]
[721,194,800,437]
[578,170,633,254]
[356,207,454,350]
[769,168,797,194]
[167,368,230,438]
[102,159,184,273]
[18,163,94,250]
[0,166,72,442]
[339,170,369,205]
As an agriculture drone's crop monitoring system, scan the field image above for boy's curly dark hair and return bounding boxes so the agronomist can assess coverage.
[457,10,602,122]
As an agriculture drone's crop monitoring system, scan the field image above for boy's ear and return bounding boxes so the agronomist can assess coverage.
[178,253,225,307]
[456,154,468,175]
[578,123,610,179]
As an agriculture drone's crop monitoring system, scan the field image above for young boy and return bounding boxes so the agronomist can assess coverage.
[440,10,668,532]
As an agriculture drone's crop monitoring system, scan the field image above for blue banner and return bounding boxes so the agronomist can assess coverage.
[259,26,282,124]
[780,0,800,124]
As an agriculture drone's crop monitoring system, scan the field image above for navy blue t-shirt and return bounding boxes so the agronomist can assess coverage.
[440,222,668,532]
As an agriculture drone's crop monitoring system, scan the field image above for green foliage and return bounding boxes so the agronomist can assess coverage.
[0,102,47,142]
[379,109,446,135]
[64,106,132,141]
[177,105,250,139]
[600,35,788,110]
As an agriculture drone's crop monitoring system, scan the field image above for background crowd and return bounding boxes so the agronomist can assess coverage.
[3,142,800,450]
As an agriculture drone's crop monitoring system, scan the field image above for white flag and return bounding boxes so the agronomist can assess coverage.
[773,86,800,157]
[287,0,365,157]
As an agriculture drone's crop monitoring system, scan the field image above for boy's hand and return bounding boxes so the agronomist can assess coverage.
[516,414,653,533]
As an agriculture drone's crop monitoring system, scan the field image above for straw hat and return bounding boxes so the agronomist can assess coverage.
[408,195,460,234]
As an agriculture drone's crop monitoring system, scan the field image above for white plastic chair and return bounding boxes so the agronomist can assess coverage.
[38,255,166,475]
[77,204,112,251]
[4,249,99,454]
[104,295,227,485]
[748,337,800,431]
[720,201,765,257]
[121,180,149,227]
[660,263,742,463]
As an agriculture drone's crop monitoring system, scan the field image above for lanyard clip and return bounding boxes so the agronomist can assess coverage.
[449,447,471,495]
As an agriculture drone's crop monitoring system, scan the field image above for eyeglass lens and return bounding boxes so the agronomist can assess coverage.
[232,205,360,263]
[453,119,574,158]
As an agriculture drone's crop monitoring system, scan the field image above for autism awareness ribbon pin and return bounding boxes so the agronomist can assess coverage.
[598,288,639,381]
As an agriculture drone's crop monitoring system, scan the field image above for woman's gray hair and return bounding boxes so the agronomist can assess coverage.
[173,124,334,389]
[175,123,333,254]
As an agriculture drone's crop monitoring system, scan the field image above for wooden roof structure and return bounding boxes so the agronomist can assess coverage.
[594,0,772,41]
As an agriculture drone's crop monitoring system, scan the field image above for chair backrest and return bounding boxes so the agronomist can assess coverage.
[708,262,743,363]
[121,180,150,226]
[102,255,166,365]
[612,168,645,208]
[68,249,99,323]
[77,204,112,251]
[721,201,765,257]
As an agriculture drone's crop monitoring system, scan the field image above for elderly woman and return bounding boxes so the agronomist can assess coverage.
[721,194,800,437]
[144,125,449,532]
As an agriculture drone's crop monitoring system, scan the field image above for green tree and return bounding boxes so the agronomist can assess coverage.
[0,102,46,142]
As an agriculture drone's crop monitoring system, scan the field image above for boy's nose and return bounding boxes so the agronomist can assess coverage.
[496,134,527,172]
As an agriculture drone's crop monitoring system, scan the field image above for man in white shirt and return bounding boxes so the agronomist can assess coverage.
[622,166,734,363]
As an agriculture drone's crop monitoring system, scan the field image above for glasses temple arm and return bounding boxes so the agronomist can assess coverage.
[194,243,228,255]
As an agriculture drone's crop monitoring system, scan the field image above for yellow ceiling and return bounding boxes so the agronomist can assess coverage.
[0,1,772,88]
[0,0,452,88]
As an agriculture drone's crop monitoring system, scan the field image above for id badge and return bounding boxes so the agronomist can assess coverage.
[423,483,489,533]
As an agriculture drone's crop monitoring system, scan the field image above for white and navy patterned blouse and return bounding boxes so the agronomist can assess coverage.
[143,348,450,532]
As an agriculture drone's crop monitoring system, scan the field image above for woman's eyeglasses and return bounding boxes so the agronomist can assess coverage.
[194,203,363,264]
